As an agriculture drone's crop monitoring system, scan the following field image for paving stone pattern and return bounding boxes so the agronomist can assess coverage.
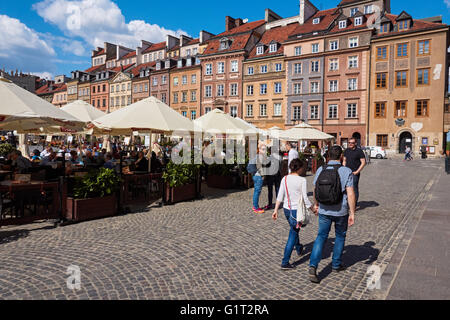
[0,159,444,300]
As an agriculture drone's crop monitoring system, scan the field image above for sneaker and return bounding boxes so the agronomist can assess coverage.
[281,263,295,270]
[295,245,304,256]
[309,266,320,283]
[263,204,274,210]
[332,265,347,273]
[252,207,264,214]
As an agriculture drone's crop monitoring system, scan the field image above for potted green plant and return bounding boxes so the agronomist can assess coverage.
[0,143,16,157]
[66,168,121,222]
[162,162,200,204]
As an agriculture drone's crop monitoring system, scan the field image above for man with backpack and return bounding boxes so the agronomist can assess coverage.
[247,144,270,214]
[308,146,356,284]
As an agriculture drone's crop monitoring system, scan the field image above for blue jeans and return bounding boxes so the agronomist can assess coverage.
[252,175,263,208]
[282,209,302,266]
[353,174,360,204]
[310,214,349,269]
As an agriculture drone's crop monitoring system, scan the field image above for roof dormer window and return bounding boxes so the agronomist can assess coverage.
[220,37,231,50]
[269,42,278,53]
[354,17,363,26]
[313,18,320,24]
[339,20,347,29]
[380,23,390,33]
[177,60,183,68]
[256,45,265,55]
[165,60,170,69]
[398,20,409,31]
[364,4,374,14]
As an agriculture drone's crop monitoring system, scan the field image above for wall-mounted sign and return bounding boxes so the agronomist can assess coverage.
[433,138,439,145]
[422,138,428,145]
[406,139,412,143]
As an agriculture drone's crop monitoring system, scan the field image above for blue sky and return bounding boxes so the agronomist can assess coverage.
[0,0,449,79]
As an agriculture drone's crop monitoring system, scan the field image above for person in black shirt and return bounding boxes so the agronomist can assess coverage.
[343,138,366,207]
[134,151,149,172]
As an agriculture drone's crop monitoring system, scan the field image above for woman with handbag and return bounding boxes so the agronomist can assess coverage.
[272,159,315,270]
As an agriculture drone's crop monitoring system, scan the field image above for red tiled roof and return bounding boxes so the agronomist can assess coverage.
[288,8,340,39]
[248,23,299,59]
[121,51,137,59]
[167,45,180,52]
[186,38,200,46]
[131,61,156,77]
[84,64,105,73]
[327,13,376,34]
[36,83,66,95]
[374,13,447,38]
[142,41,166,54]
[216,19,266,37]
[92,49,105,57]
[202,33,253,56]
[110,63,135,73]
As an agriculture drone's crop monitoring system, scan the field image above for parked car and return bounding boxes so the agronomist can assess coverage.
[365,146,387,159]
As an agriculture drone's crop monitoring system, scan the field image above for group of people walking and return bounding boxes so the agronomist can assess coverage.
[250,138,366,283]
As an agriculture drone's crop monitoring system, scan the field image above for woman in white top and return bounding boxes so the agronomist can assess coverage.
[273,158,314,270]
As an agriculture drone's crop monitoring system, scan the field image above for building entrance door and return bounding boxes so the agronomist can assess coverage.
[399,132,413,154]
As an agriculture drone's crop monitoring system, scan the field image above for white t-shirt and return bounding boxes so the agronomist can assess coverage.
[277,175,312,210]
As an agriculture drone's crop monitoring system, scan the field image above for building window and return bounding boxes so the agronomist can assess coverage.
[365,4,374,14]
[162,75,167,84]
[110,98,114,107]
[295,46,302,56]
[173,77,179,86]
[182,75,187,85]
[339,20,347,29]
[275,63,282,72]
[111,86,115,93]
[328,104,338,119]
[395,101,407,118]
[205,85,212,97]
[311,61,319,73]
[274,82,282,94]
[293,83,301,95]
[350,8,358,17]
[312,43,319,53]
[416,100,429,117]
[181,111,187,117]
[377,46,387,60]
[218,62,225,74]
[380,23,389,33]
[260,104,267,116]
[348,78,357,91]
[205,107,212,113]
[312,18,320,24]
[417,68,430,85]
[191,111,196,120]
[247,67,254,75]
[396,71,408,87]
[173,92,178,103]
[260,65,268,73]
[230,106,237,118]
[418,40,430,55]
[397,43,408,58]
[217,84,224,96]
[354,17,363,26]
[349,37,359,48]
[205,64,212,75]
[260,84,267,95]
[348,56,358,68]
[293,106,301,120]
[153,77,158,86]
[182,92,188,102]
[294,63,302,74]
[230,83,238,96]
[375,102,386,118]
[274,103,282,116]
[330,40,338,51]
[247,85,254,96]
[376,73,387,88]
[329,58,338,71]
[398,20,408,31]
[377,135,388,147]
[310,105,319,119]
[269,43,277,53]
[329,80,338,92]
[191,74,197,84]
[144,83,148,92]
[347,103,357,118]
[246,104,253,117]
[256,46,264,55]
[311,82,319,93]
[161,93,166,103]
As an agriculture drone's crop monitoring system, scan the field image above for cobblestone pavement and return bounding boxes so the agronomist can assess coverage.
[0,159,445,300]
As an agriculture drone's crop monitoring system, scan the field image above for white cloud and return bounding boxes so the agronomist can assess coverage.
[0,14,57,74]
[31,71,55,80]
[446,0,450,8]
[33,0,190,50]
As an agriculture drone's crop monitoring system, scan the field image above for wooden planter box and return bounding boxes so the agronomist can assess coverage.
[207,175,234,189]
[66,195,117,222]
[165,183,197,204]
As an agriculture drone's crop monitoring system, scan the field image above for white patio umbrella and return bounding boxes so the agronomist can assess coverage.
[61,100,105,123]
[194,109,258,138]
[279,122,334,141]
[0,77,84,133]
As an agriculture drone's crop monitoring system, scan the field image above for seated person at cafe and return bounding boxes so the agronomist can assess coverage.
[11,150,32,173]
[103,154,115,169]
[83,151,97,165]
[40,151,57,166]
[69,150,80,165]
[134,151,149,172]
[150,151,163,173]
[40,146,52,158]
[31,149,41,162]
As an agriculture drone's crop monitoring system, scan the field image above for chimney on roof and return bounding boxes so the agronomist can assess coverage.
[226,16,237,31]
[199,30,214,44]
[299,0,318,25]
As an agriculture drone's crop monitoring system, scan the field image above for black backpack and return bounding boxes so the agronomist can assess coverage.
[315,164,343,205]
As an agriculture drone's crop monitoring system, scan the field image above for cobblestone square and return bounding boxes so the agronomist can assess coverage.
[0,159,445,300]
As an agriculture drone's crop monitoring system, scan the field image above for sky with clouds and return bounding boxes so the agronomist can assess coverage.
[0,0,449,80]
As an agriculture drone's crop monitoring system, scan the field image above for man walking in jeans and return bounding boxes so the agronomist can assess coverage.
[309,146,356,283]
[343,138,366,207]
[251,144,269,214]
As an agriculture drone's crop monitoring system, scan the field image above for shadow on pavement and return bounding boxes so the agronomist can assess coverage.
[358,201,380,210]
[0,224,55,244]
